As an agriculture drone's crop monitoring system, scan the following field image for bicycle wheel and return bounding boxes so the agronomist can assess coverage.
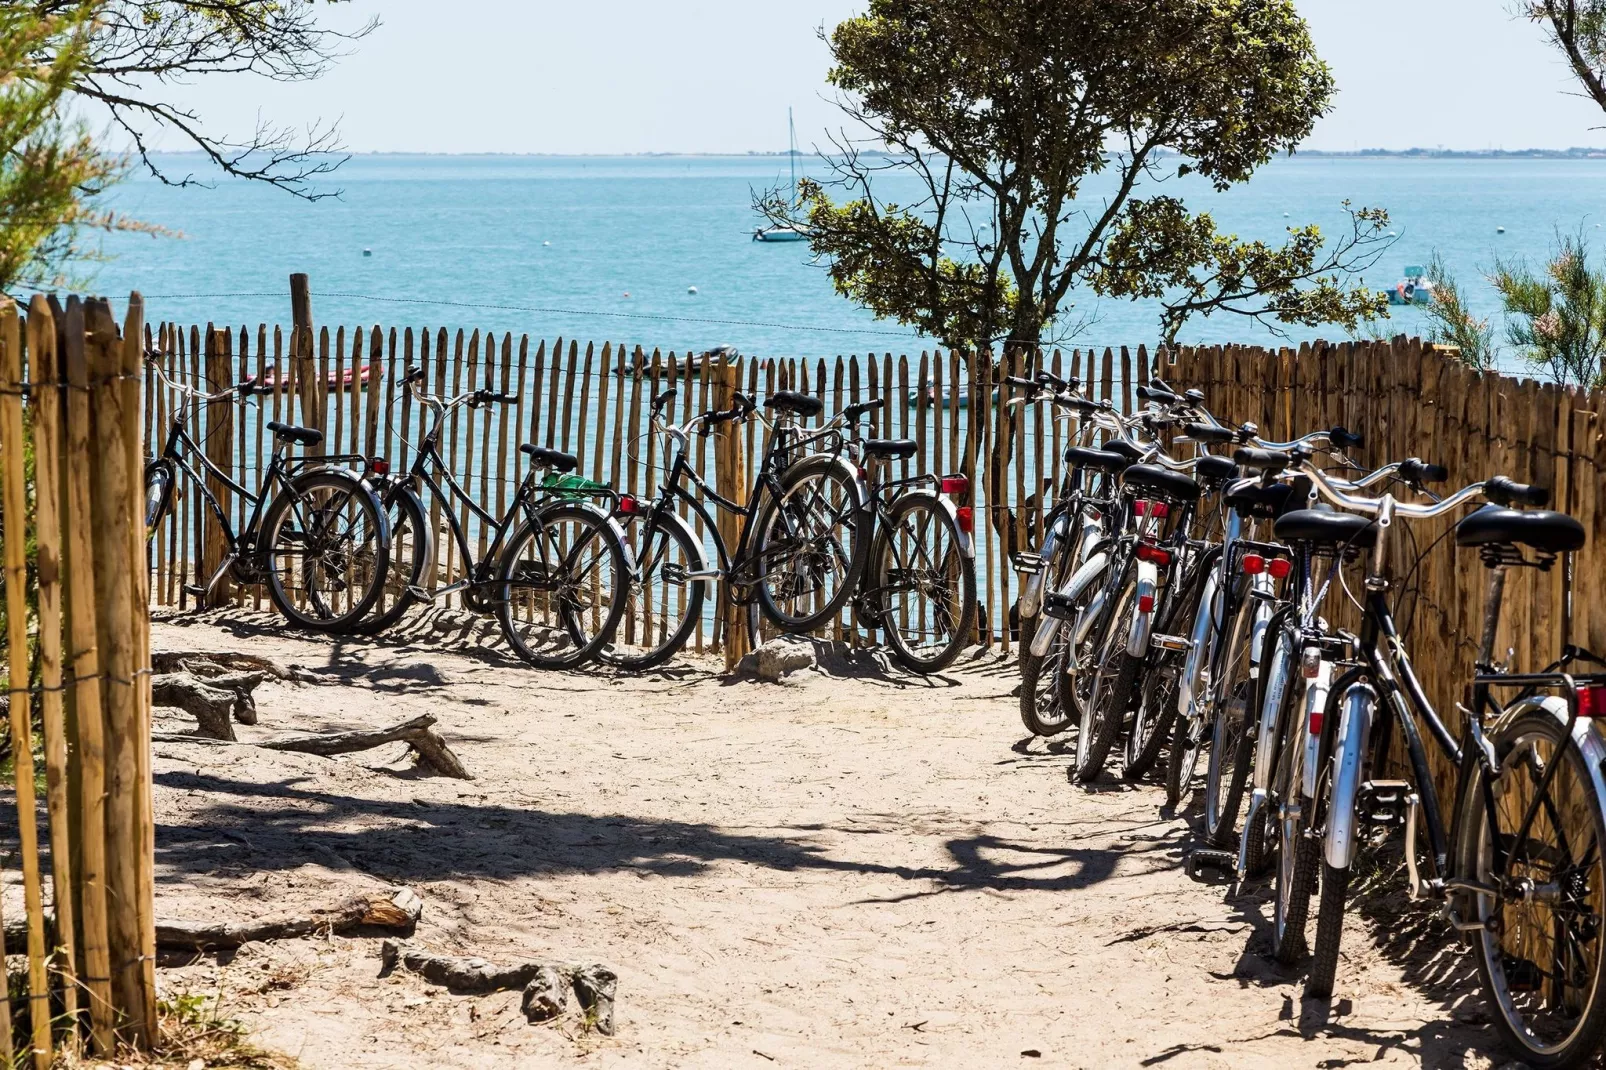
[1271,703,1319,964]
[262,469,390,631]
[597,511,706,670]
[1073,574,1138,782]
[143,459,175,538]
[353,482,433,636]
[1124,560,1207,780]
[1020,537,1099,737]
[871,492,976,673]
[495,501,628,669]
[1205,593,1257,848]
[749,455,869,632]
[1456,709,1606,1067]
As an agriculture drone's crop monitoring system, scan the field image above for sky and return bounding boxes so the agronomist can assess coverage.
[137,0,1606,156]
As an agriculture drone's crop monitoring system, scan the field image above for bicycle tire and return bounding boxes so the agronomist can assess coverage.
[262,469,391,632]
[749,455,869,633]
[1124,560,1207,780]
[1077,649,1141,782]
[495,501,629,669]
[1165,711,1199,808]
[597,511,706,671]
[1205,596,1257,848]
[1304,860,1351,1000]
[1073,576,1137,782]
[1272,719,1319,963]
[351,481,433,636]
[1456,708,1606,1068]
[871,492,976,673]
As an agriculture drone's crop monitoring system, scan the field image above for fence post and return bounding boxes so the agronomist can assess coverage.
[713,358,749,671]
[290,272,323,453]
[201,328,234,607]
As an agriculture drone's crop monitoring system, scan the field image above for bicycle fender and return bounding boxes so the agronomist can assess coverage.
[1253,621,1296,794]
[1028,548,1110,658]
[1494,695,1606,809]
[534,498,639,573]
[1301,654,1334,802]
[1325,681,1378,870]
[1176,566,1222,724]
[654,509,712,587]
[1019,514,1066,619]
[929,491,975,560]
[1126,558,1158,656]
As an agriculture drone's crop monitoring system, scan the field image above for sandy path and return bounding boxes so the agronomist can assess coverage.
[149,611,1500,1069]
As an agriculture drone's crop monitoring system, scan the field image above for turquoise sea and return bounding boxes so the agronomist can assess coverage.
[84,153,1606,372]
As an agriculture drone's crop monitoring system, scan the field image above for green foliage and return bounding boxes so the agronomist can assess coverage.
[0,3,124,292]
[1527,2,1606,116]
[764,0,1387,350]
[1419,251,1496,369]
[1490,231,1606,388]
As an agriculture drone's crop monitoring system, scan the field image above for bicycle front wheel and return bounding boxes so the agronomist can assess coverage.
[597,511,706,671]
[354,481,433,636]
[870,492,976,673]
[262,470,391,631]
[1073,575,1138,782]
[749,456,869,632]
[495,502,628,669]
[1457,708,1606,1068]
[1205,594,1258,848]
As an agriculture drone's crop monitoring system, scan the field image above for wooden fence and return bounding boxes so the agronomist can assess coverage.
[1164,337,1606,791]
[142,318,1155,653]
[0,295,157,1062]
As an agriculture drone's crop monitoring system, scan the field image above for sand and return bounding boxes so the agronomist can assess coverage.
[147,609,1503,1069]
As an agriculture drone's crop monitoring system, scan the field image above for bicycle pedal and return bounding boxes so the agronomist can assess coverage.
[1185,848,1237,880]
[1043,591,1076,620]
[405,585,434,601]
[1358,779,1412,827]
[182,584,207,598]
[1013,552,1043,572]
[1151,633,1192,653]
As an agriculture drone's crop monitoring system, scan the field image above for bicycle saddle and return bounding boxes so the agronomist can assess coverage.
[519,444,578,473]
[1195,455,1239,484]
[863,438,917,459]
[1063,446,1130,473]
[266,420,323,448]
[1273,507,1378,550]
[1454,506,1585,554]
[1224,477,1300,518]
[1102,439,1146,463]
[764,390,824,419]
[1121,463,1200,504]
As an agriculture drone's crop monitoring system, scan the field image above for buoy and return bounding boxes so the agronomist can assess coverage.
[623,291,631,298]
[1283,212,1290,218]
[1497,226,1506,234]
[542,240,551,247]
[687,286,698,295]
[362,248,372,257]
[1386,231,1397,238]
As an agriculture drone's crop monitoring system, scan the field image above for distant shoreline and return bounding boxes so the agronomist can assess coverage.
[136,147,1606,161]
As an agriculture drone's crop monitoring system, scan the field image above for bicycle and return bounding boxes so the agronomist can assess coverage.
[142,354,391,632]
[352,366,632,670]
[1262,450,1606,1068]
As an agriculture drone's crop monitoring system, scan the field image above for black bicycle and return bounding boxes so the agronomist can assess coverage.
[598,386,880,670]
[142,354,391,631]
[350,366,630,670]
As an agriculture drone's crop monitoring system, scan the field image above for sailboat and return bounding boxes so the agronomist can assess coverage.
[753,108,810,243]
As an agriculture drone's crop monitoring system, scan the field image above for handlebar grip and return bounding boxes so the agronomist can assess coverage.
[652,387,678,415]
[1485,475,1550,508]
[842,397,887,421]
[1399,457,1448,485]
[1003,375,1037,390]
[1330,425,1363,449]
[237,377,258,397]
[1137,384,1181,405]
[1234,447,1293,472]
[1060,395,1099,413]
[1181,422,1235,444]
[487,392,519,404]
[1036,371,1076,391]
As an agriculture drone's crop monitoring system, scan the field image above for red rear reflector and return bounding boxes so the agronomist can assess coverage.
[1135,543,1172,567]
[1242,553,1265,575]
[618,494,641,515]
[1580,685,1606,717]
[955,506,974,535]
[941,475,970,497]
[368,457,390,476]
[1134,499,1170,519]
[1309,710,1324,734]
[1268,557,1292,580]
[1138,594,1155,613]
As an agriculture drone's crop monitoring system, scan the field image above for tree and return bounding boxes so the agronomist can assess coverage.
[1525,1,1606,115]
[760,0,1389,352]
[41,0,377,199]
[1419,250,1496,369]
[1490,230,1606,388]
[0,3,124,292]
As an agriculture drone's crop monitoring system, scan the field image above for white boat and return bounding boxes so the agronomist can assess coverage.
[907,380,999,408]
[1385,265,1435,306]
[754,109,811,243]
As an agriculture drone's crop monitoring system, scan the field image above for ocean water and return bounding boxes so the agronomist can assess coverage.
[84,153,1606,372]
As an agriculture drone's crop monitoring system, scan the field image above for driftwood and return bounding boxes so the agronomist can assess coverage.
[154,714,472,779]
[257,714,472,779]
[152,673,241,740]
[380,939,617,1032]
[152,649,298,682]
[156,888,424,951]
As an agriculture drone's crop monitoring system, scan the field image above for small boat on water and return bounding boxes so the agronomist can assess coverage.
[616,343,741,378]
[1384,265,1435,306]
[906,380,998,408]
[754,108,811,244]
[246,364,372,392]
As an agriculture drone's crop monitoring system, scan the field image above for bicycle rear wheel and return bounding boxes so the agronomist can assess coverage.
[1205,595,1257,848]
[353,481,432,635]
[262,469,390,631]
[1457,709,1606,1068]
[871,492,976,673]
[749,455,868,632]
[1073,575,1138,782]
[1125,559,1207,780]
[495,501,628,669]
